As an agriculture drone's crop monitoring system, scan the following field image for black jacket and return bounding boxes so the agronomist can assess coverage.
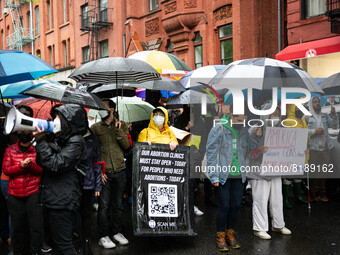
[36,104,87,211]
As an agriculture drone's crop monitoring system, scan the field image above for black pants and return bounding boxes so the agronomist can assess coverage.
[7,192,43,253]
[80,189,94,239]
[45,208,76,255]
[98,170,126,237]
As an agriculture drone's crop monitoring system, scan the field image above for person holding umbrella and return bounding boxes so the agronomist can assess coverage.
[34,104,88,255]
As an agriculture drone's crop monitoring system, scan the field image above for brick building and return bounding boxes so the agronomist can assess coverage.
[0,0,283,85]
[276,0,340,79]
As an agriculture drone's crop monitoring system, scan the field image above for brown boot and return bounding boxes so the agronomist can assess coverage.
[216,232,229,252]
[225,229,241,249]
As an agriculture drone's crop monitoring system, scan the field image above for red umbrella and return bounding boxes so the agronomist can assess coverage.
[18,98,63,119]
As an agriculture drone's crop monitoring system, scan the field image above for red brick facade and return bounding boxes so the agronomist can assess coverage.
[0,0,281,73]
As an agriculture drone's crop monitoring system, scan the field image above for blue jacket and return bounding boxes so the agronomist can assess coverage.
[83,130,102,191]
[206,124,248,185]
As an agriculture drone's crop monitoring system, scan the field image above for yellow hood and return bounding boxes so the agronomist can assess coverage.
[148,106,169,130]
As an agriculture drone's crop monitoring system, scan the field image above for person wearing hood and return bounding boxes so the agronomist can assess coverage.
[2,105,43,255]
[34,104,88,255]
[91,99,130,249]
[138,107,178,150]
[206,103,248,252]
[247,104,291,240]
[280,104,308,208]
[303,96,337,202]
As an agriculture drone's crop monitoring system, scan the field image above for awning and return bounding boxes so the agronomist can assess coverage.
[275,36,340,61]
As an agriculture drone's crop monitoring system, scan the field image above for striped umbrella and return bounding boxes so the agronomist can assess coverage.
[128,50,191,77]
[209,58,323,93]
[180,65,226,88]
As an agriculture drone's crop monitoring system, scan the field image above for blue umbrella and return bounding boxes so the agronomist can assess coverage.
[0,80,62,99]
[0,50,58,86]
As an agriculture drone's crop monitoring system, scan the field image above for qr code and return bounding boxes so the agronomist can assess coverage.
[148,183,178,217]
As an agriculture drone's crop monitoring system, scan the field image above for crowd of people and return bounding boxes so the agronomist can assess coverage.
[0,92,339,254]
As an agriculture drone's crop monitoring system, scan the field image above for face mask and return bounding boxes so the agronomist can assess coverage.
[17,132,32,143]
[153,115,165,127]
[269,117,280,126]
[53,118,61,133]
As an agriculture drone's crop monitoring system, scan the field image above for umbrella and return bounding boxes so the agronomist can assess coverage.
[320,72,340,95]
[21,83,106,110]
[180,65,226,88]
[68,57,161,84]
[209,58,324,94]
[91,96,155,123]
[0,50,58,86]
[128,50,191,77]
[0,101,12,117]
[167,90,215,106]
[88,76,185,93]
[18,98,62,119]
[0,80,62,99]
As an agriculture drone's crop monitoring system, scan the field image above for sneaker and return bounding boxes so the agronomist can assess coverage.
[98,236,116,249]
[254,231,272,240]
[113,233,129,245]
[225,229,241,249]
[272,227,292,235]
[92,203,99,211]
[194,206,204,216]
[41,242,53,253]
[216,232,229,252]
[318,192,329,202]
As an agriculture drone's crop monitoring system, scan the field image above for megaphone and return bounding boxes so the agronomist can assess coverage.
[4,107,54,135]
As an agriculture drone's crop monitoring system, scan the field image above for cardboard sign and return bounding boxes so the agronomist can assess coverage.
[132,142,195,236]
[261,127,308,176]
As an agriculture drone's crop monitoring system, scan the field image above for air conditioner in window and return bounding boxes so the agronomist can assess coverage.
[3,8,9,14]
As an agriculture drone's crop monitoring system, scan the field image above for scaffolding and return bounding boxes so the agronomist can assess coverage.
[80,0,113,61]
[5,0,35,50]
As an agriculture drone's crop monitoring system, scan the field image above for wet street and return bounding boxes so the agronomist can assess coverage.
[1,186,339,255]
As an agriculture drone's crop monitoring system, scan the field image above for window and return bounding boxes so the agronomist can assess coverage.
[63,40,67,67]
[35,6,40,35]
[36,49,41,58]
[166,39,174,52]
[99,0,107,22]
[82,46,90,63]
[219,24,233,65]
[48,46,53,65]
[193,32,203,69]
[99,40,109,58]
[47,0,53,30]
[63,0,69,23]
[27,11,32,32]
[303,0,325,18]
[149,0,158,11]
[81,4,89,28]
[0,30,3,49]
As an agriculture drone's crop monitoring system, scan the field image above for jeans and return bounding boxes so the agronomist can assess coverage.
[7,192,43,253]
[216,178,244,232]
[45,208,77,255]
[98,170,126,237]
[0,182,9,239]
[80,189,94,239]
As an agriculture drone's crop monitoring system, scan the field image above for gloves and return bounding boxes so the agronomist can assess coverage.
[34,132,47,143]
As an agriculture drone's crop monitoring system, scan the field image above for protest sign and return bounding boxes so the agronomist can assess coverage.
[261,127,308,176]
[132,142,195,236]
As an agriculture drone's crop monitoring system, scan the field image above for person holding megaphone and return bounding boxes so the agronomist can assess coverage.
[2,105,44,255]
[33,104,88,255]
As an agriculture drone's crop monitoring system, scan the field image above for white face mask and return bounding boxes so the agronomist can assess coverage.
[153,115,165,127]
[53,118,61,133]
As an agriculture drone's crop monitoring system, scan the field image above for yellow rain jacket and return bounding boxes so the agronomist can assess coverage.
[138,106,178,145]
[285,104,309,162]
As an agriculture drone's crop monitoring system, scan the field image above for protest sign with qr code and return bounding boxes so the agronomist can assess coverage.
[132,143,195,236]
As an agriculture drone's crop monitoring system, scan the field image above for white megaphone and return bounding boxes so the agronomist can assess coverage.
[4,107,54,135]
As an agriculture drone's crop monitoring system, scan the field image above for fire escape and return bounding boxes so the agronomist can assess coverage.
[80,0,113,61]
[326,0,340,33]
[5,0,35,50]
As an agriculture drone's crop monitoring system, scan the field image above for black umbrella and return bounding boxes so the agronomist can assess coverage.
[320,72,340,95]
[21,84,106,110]
[88,76,185,93]
[69,57,161,84]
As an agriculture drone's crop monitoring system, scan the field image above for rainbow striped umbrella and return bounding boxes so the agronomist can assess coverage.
[128,50,191,77]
